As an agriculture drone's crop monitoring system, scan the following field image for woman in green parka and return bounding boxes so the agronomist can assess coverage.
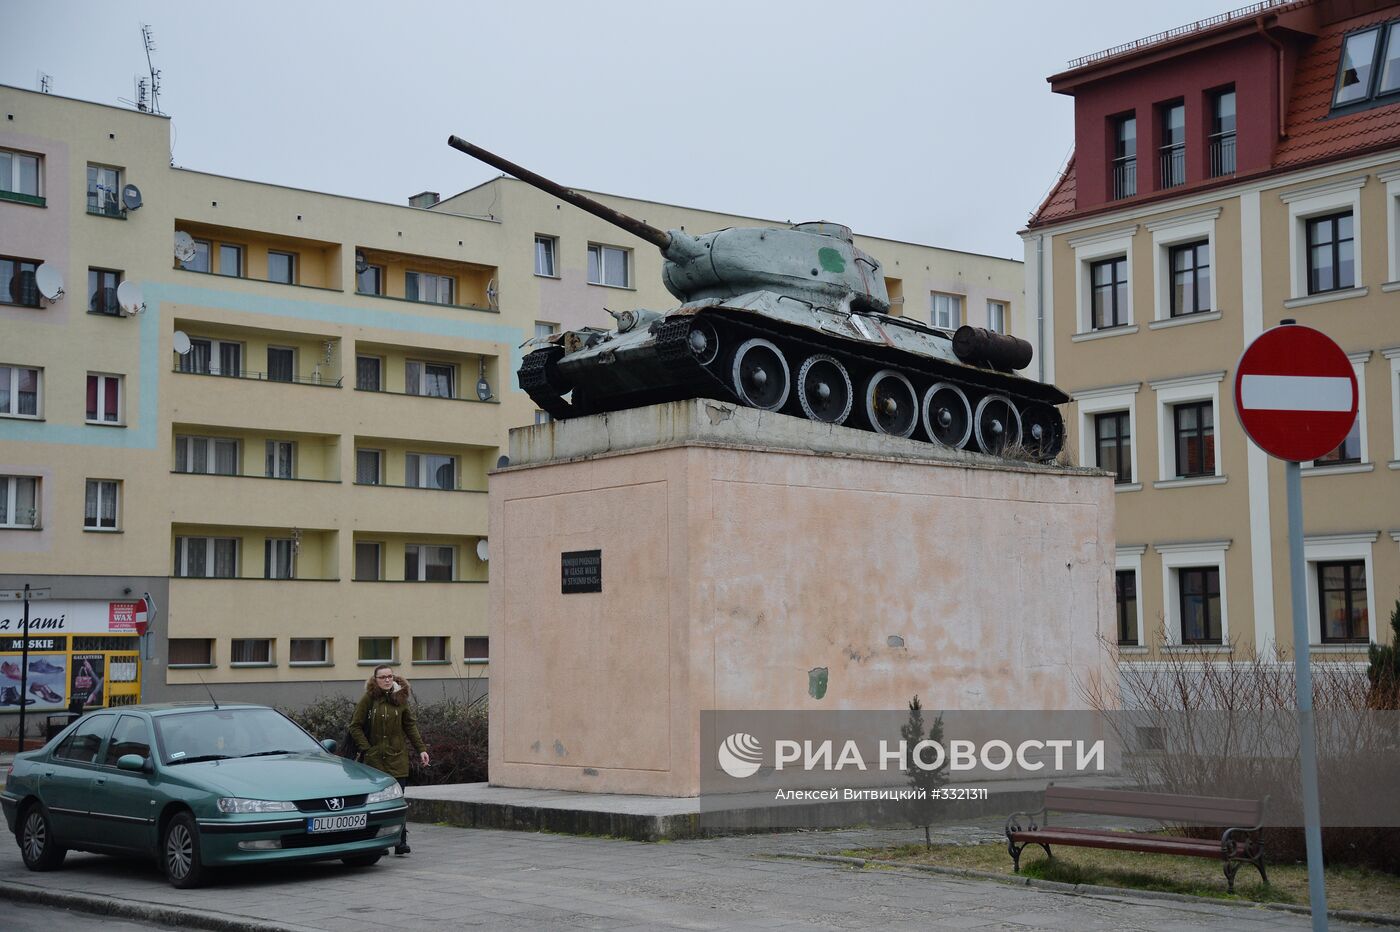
[350,666,430,855]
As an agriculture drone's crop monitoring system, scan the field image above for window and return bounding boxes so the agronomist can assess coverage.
[356,264,383,295]
[1318,560,1368,643]
[1169,241,1211,316]
[535,410,551,425]
[355,541,382,581]
[54,715,114,764]
[0,365,41,417]
[535,236,557,277]
[0,476,39,528]
[180,239,211,273]
[218,244,243,278]
[1209,88,1236,177]
[230,638,273,666]
[86,373,122,424]
[1173,401,1215,478]
[535,321,558,341]
[88,268,121,316]
[464,636,489,662]
[1,256,40,307]
[264,539,296,579]
[930,293,962,329]
[587,244,630,287]
[168,638,213,667]
[355,449,383,485]
[1178,567,1222,645]
[265,440,296,479]
[406,452,456,490]
[1116,570,1138,646]
[405,544,454,581]
[406,360,454,398]
[175,436,240,475]
[358,637,396,663]
[103,715,150,765]
[0,147,42,202]
[1332,22,1400,109]
[1094,412,1132,484]
[1090,257,1128,329]
[1316,416,1362,466]
[290,638,329,665]
[267,251,296,284]
[1159,101,1185,189]
[179,338,243,377]
[1306,211,1354,294]
[86,164,122,217]
[406,270,454,305]
[355,355,382,391]
[1112,114,1136,199]
[174,536,239,578]
[84,479,119,530]
[412,636,448,663]
[1382,22,1400,96]
[263,347,294,383]
[986,301,1007,334]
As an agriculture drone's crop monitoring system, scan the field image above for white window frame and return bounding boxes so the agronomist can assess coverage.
[405,543,455,581]
[265,439,297,479]
[167,638,214,668]
[535,321,558,341]
[357,636,397,664]
[86,163,121,214]
[180,338,244,377]
[986,300,1007,334]
[1382,167,1400,286]
[405,452,457,490]
[229,637,274,667]
[1304,351,1370,472]
[354,540,383,581]
[86,372,123,425]
[1073,382,1142,490]
[84,478,119,531]
[180,239,211,273]
[175,436,241,475]
[1303,532,1378,648]
[930,292,963,329]
[534,235,557,277]
[266,345,296,382]
[0,364,42,418]
[174,536,239,578]
[355,354,383,391]
[1155,540,1231,648]
[411,635,450,664]
[355,448,383,485]
[406,270,454,305]
[1070,225,1137,337]
[264,538,297,580]
[267,250,296,285]
[1281,175,1367,302]
[463,636,490,664]
[535,410,551,425]
[1150,371,1226,485]
[1386,347,1400,468]
[1147,209,1220,324]
[587,243,631,287]
[289,637,330,666]
[0,475,40,528]
[406,360,455,398]
[218,243,243,278]
[0,147,43,198]
[1115,546,1147,651]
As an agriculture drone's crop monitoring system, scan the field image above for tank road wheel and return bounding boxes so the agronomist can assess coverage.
[1020,401,1064,461]
[796,354,853,425]
[921,382,973,449]
[687,319,721,367]
[730,338,790,411]
[863,369,918,438]
[973,394,1022,456]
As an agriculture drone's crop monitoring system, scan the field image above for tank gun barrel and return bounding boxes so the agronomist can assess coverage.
[448,136,672,252]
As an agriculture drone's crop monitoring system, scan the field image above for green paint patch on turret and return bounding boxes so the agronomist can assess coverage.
[817,247,846,274]
[808,667,829,700]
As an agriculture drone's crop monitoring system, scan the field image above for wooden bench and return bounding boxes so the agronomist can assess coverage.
[1005,785,1267,892]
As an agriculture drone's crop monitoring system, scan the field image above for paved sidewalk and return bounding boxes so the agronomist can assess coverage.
[0,822,1375,930]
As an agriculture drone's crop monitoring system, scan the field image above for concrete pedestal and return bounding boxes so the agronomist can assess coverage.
[488,399,1116,797]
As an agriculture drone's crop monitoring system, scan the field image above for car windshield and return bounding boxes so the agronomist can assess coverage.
[153,708,321,764]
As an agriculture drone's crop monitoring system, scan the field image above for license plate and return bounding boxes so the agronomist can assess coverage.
[306,812,368,834]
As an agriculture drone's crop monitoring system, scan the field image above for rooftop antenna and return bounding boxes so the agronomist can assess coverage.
[119,76,149,113]
[141,24,164,116]
[37,72,52,94]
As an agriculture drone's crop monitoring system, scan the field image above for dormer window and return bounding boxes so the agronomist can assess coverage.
[1209,88,1236,177]
[1111,114,1136,199]
[1159,101,1185,189]
[1332,21,1400,109]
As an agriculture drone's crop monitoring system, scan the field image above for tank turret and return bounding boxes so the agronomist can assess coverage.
[449,136,1069,460]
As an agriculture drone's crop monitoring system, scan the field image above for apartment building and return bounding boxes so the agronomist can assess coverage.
[1023,0,1400,664]
[0,84,1026,719]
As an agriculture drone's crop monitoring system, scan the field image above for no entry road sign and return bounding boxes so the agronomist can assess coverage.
[1234,323,1357,463]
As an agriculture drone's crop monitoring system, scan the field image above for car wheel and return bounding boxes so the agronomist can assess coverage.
[19,804,67,871]
[342,853,382,868]
[162,812,207,889]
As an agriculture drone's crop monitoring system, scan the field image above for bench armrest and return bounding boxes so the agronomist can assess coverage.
[1005,806,1047,836]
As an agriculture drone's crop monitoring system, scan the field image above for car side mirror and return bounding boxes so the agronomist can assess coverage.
[320,738,337,753]
[116,754,146,772]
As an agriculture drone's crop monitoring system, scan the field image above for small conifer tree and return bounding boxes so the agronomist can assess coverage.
[901,694,949,848]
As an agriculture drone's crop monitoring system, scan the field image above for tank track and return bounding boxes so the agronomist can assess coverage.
[518,344,575,419]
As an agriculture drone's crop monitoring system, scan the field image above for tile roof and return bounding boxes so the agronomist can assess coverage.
[1031,157,1078,225]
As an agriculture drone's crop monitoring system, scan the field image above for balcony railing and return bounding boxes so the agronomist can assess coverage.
[172,365,343,387]
[1159,147,1185,189]
[1112,159,1137,199]
[86,196,125,219]
[1209,133,1236,177]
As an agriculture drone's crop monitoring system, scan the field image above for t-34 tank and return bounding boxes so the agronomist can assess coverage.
[449,136,1069,460]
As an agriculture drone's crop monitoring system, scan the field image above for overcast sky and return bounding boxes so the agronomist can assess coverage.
[5,1,1241,259]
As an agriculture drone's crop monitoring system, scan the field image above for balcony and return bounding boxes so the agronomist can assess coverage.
[354,246,497,313]
[1209,133,1236,178]
[171,525,339,581]
[174,221,343,291]
[1159,146,1185,189]
[1112,159,1136,199]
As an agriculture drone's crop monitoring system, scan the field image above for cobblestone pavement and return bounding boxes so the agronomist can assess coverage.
[0,821,1371,931]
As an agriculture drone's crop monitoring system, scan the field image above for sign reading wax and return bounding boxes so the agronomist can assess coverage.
[561,550,602,594]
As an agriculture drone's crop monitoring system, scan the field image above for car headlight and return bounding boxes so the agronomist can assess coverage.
[365,782,404,804]
[216,797,297,814]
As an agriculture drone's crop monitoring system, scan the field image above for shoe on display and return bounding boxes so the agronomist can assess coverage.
[0,685,18,705]
[28,658,63,675]
[1,661,20,681]
[29,682,63,703]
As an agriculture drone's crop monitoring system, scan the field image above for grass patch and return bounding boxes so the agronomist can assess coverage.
[841,841,1400,915]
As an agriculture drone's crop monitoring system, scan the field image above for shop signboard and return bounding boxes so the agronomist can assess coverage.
[0,650,69,711]
[0,599,140,713]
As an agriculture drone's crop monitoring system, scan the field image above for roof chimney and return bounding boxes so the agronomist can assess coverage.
[409,191,440,209]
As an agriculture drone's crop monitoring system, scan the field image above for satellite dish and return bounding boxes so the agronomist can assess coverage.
[495,455,510,469]
[475,539,489,563]
[476,377,493,402]
[34,264,64,301]
[173,231,197,263]
[116,280,145,316]
[486,278,499,311]
[122,183,143,211]
[355,252,368,274]
[173,330,192,355]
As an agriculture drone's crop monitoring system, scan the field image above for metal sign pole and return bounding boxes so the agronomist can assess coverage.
[18,584,30,753]
[1285,460,1328,930]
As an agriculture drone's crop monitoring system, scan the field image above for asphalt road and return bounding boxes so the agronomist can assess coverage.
[7,898,179,931]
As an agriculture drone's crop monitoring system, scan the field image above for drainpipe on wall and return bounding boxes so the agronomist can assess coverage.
[1036,234,1045,383]
[1255,16,1288,139]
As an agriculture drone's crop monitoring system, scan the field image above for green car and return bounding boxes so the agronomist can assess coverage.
[2,703,407,888]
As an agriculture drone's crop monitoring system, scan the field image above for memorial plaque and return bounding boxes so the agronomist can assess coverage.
[561,549,602,594]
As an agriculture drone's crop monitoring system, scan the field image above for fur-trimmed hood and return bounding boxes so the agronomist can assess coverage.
[364,672,412,705]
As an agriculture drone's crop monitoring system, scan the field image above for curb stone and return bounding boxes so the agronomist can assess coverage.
[0,881,309,932]
[776,852,1400,928]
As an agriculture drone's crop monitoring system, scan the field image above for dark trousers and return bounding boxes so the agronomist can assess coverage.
[397,778,408,847]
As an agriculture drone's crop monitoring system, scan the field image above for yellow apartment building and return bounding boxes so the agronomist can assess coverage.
[1023,0,1400,669]
[0,84,1027,727]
